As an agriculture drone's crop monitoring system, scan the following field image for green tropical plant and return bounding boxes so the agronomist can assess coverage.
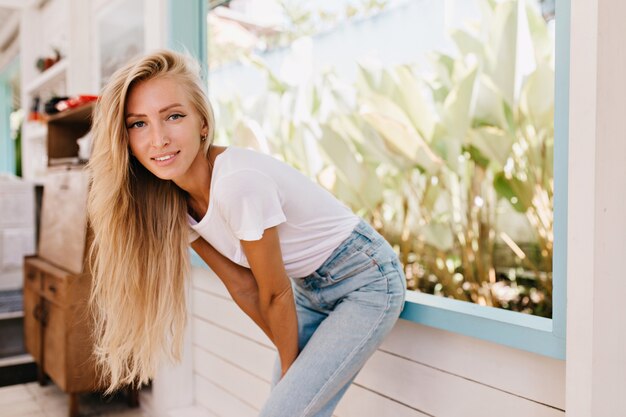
[212,0,554,317]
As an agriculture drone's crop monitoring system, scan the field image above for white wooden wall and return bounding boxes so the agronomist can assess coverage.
[566,0,626,416]
[190,267,565,417]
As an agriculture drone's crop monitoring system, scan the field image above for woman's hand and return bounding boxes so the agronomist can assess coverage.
[240,227,299,377]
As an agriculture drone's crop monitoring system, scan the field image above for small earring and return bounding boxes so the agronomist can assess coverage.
[201,135,207,142]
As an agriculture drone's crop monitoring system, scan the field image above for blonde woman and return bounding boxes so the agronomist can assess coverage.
[88,49,406,417]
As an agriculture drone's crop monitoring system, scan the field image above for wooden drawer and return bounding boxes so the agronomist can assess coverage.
[42,272,67,305]
[22,255,100,395]
[22,284,41,361]
[23,257,42,291]
[43,301,67,391]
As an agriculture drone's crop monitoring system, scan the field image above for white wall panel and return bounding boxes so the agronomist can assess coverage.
[194,374,259,417]
[190,268,565,417]
[336,384,430,417]
[381,320,565,409]
[193,346,271,410]
[192,287,272,347]
[192,317,275,380]
[356,350,563,417]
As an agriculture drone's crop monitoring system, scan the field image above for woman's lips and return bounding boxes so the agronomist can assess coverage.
[151,151,180,166]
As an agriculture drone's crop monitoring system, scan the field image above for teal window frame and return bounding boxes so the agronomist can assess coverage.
[174,0,569,360]
[0,56,19,175]
[167,0,208,80]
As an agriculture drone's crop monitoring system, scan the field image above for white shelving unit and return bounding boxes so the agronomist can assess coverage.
[21,122,48,184]
[0,0,94,371]
[19,0,93,182]
[23,58,68,96]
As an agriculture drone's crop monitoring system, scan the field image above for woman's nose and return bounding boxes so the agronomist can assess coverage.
[150,124,170,148]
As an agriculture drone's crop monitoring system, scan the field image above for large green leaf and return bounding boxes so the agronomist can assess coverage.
[451,29,485,59]
[520,62,554,131]
[379,68,400,98]
[486,0,518,105]
[356,63,382,94]
[443,66,478,137]
[243,55,288,95]
[473,74,508,130]
[328,116,401,169]
[318,125,383,210]
[360,93,442,173]
[467,126,515,169]
[525,1,553,65]
[494,172,534,213]
[395,65,437,140]
[429,53,455,92]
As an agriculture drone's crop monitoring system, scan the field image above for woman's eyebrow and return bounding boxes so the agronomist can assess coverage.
[159,103,184,113]
[126,103,184,119]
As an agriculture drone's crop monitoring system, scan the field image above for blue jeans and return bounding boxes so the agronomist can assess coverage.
[258,219,406,417]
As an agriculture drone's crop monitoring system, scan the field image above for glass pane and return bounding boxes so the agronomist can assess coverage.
[207,0,556,318]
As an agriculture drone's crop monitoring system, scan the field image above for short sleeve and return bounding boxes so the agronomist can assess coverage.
[216,171,287,241]
[188,227,200,244]
[187,214,201,244]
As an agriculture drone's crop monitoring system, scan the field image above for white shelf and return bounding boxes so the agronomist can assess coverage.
[24,59,68,95]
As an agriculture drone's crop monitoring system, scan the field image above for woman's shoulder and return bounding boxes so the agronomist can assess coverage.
[216,146,284,175]
[214,148,277,190]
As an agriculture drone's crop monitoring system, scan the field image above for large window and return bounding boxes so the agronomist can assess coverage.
[183,0,568,357]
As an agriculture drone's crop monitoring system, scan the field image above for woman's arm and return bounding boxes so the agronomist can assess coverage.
[240,227,299,377]
[190,238,274,342]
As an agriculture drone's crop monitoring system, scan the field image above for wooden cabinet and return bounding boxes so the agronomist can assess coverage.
[20,94,138,416]
[23,256,99,415]
[23,256,140,416]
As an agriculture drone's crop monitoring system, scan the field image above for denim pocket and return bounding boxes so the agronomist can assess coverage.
[312,221,387,287]
[323,251,378,284]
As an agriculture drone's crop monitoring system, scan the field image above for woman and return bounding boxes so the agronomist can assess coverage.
[88,49,406,417]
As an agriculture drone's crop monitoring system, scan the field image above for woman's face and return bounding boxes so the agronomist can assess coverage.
[125,76,207,181]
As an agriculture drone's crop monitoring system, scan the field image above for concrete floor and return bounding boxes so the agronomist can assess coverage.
[0,382,148,417]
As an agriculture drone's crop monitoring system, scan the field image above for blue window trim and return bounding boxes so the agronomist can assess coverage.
[0,56,19,175]
[402,0,569,360]
[179,0,570,360]
[167,0,207,80]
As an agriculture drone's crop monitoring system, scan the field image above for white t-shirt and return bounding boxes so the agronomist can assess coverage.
[188,147,360,278]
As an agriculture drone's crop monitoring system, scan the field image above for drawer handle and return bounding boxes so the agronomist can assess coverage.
[33,303,41,321]
[48,285,57,294]
[40,302,49,326]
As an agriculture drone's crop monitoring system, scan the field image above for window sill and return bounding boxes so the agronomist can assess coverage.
[401,291,565,359]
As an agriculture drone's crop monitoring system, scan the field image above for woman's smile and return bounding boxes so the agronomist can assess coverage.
[151,150,180,166]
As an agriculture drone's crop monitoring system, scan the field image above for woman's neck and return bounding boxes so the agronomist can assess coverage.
[177,145,227,220]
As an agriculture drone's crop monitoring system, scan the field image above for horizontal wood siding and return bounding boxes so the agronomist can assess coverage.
[190,267,565,417]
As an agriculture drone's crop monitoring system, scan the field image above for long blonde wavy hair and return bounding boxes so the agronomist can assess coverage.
[87,49,214,393]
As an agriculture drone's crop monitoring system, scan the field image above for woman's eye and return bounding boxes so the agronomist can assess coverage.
[128,121,145,129]
[168,113,185,121]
